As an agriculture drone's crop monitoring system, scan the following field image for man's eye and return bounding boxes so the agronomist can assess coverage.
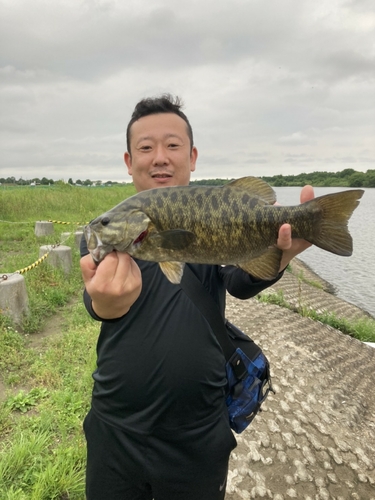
[140,145,151,151]
[168,143,179,148]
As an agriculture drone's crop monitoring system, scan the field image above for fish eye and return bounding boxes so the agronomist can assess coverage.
[101,217,110,226]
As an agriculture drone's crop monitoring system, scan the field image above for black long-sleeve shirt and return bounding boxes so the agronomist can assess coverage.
[81,239,282,435]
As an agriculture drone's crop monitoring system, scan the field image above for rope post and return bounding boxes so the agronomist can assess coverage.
[39,245,72,274]
[35,221,54,237]
[74,231,84,249]
[0,274,29,326]
[61,232,72,242]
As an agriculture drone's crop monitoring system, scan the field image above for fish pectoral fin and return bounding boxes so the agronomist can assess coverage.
[239,247,282,280]
[150,230,196,250]
[159,261,185,284]
[227,176,277,205]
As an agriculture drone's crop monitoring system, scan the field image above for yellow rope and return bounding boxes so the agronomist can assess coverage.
[48,219,88,225]
[15,251,50,275]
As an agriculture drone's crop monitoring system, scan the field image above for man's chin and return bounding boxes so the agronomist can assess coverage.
[150,176,174,187]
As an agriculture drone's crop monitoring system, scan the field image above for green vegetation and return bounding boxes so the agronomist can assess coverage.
[261,168,375,188]
[0,184,138,498]
[0,182,136,224]
[0,309,97,499]
[0,176,129,187]
[294,269,324,290]
[0,183,136,334]
[257,290,375,342]
[190,168,375,187]
[0,182,373,498]
[2,167,374,189]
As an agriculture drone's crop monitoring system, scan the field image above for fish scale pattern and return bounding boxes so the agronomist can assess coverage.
[224,261,375,499]
[135,185,311,263]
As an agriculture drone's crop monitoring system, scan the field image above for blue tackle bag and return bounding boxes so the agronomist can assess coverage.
[225,322,273,433]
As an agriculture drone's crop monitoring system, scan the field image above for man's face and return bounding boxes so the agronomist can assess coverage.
[124,113,198,192]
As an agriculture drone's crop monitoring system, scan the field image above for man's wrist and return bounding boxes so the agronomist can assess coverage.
[91,300,130,321]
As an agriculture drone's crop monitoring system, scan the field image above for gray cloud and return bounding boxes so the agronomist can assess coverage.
[0,0,374,182]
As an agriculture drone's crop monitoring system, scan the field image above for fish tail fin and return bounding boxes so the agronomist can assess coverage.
[308,189,364,256]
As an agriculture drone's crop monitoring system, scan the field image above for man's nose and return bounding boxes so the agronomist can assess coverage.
[153,145,169,165]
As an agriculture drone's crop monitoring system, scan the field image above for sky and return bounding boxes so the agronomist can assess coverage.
[0,0,374,183]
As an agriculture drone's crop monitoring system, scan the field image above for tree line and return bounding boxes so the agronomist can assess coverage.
[2,168,374,188]
[190,169,375,188]
[0,177,122,186]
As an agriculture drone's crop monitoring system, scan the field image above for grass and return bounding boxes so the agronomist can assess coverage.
[0,303,98,499]
[285,264,324,290]
[0,183,136,334]
[0,183,373,498]
[296,271,324,290]
[0,185,135,498]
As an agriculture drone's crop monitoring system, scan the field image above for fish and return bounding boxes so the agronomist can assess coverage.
[84,176,364,284]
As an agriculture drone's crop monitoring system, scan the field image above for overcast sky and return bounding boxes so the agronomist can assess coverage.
[1,0,374,183]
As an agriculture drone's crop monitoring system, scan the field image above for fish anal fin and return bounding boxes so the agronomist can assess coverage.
[159,261,185,284]
[227,177,277,205]
[239,247,282,280]
[149,229,196,250]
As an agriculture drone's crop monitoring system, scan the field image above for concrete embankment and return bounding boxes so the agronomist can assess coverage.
[225,258,375,499]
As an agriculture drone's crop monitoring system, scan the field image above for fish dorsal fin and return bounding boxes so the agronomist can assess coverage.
[149,229,196,250]
[227,176,277,205]
[159,261,185,284]
[239,246,282,280]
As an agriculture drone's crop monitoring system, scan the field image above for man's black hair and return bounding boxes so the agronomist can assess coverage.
[126,94,194,154]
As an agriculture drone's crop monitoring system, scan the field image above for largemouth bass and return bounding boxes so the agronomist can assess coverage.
[84,176,364,284]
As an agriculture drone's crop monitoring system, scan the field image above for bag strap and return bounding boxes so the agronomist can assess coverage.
[181,265,247,379]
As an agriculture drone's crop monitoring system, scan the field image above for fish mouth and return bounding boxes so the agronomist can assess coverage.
[84,226,112,264]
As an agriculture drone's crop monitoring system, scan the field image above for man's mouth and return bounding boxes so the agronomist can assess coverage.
[151,172,173,179]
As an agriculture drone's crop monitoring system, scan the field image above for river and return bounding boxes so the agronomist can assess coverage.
[275,186,375,318]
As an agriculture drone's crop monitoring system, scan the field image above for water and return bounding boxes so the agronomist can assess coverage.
[275,186,375,318]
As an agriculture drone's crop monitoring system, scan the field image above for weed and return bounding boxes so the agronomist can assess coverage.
[257,290,290,309]
[6,388,49,413]
[0,325,36,385]
[297,270,323,290]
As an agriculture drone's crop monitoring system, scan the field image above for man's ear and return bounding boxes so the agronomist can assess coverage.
[190,146,198,173]
[124,152,132,175]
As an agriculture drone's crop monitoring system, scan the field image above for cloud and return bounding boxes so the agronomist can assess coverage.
[0,0,374,181]
[278,132,315,145]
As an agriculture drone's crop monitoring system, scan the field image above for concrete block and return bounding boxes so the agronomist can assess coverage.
[74,231,84,249]
[35,221,54,237]
[61,232,72,243]
[39,245,72,274]
[0,273,29,326]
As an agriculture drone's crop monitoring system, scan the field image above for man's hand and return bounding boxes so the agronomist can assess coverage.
[80,252,142,319]
[276,185,315,271]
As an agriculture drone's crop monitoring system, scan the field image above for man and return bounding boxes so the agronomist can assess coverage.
[80,94,314,500]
